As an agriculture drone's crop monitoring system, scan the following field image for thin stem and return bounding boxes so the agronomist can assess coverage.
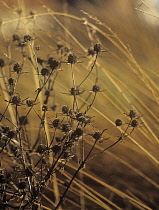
[54,139,98,210]
[84,92,97,114]
[71,64,76,89]
[88,119,134,161]
[77,53,98,88]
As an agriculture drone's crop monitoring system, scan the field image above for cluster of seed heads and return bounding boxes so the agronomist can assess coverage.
[0,35,141,210]
[115,109,140,128]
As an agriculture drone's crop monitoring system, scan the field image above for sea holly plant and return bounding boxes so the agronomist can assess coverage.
[1,1,157,210]
[0,39,141,210]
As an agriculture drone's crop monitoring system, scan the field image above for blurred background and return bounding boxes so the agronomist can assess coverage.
[0,0,159,209]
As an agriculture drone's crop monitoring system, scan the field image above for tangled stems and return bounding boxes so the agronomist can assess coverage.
[0,31,140,209]
[89,113,139,161]
[54,115,138,209]
[19,62,60,129]
[54,138,99,210]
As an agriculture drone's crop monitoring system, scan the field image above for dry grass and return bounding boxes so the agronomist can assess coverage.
[0,0,159,209]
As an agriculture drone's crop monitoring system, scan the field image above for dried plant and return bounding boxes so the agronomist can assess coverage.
[0,0,158,209]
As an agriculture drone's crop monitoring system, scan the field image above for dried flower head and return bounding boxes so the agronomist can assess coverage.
[7,130,15,139]
[67,53,77,64]
[52,118,60,128]
[13,63,22,74]
[12,34,20,41]
[131,119,138,127]
[70,87,84,96]
[10,94,21,105]
[94,43,102,53]
[87,48,96,56]
[72,127,83,137]
[62,105,69,114]
[93,131,102,141]
[26,98,35,107]
[61,123,71,132]
[115,119,122,126]
[76,113,85,122]
[51,145,61,155]
[49,59,60,70]
[91,84,100,92]
[24,34,32,42]
[48,57,54,65]
[36,144,47,154]
[8,78,15,86]
[128,109,137,119]
[41,68,49,76]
